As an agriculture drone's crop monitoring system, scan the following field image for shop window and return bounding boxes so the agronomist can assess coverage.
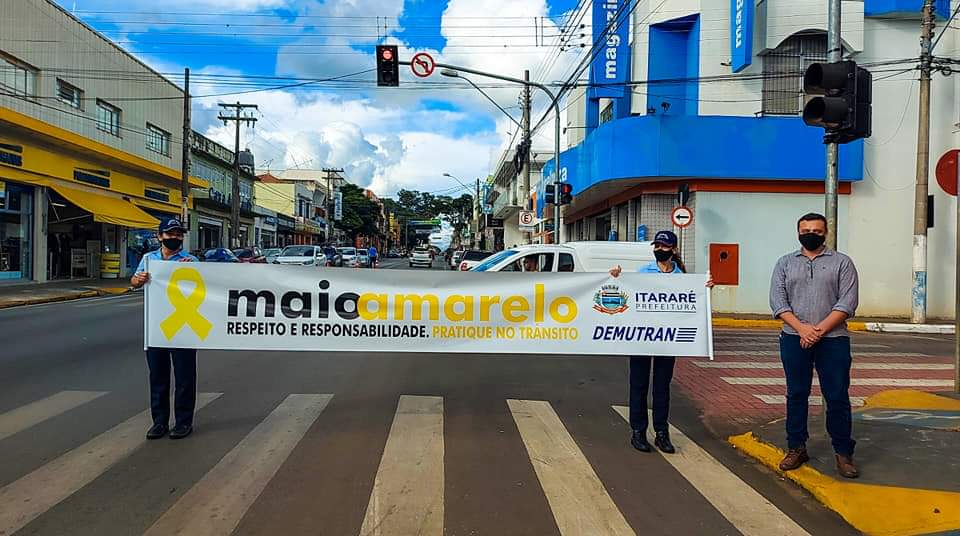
[762,32,828,116]
[0,52,36,98]
[57,79,83,109]
[96,100,121,136]
[146,123,171,156]
[144,187,170,203]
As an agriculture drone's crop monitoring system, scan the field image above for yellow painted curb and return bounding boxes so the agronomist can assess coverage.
[711,318,867,331]
[97,287,131,295]
[729,432,960,535]
[863,390,960,412]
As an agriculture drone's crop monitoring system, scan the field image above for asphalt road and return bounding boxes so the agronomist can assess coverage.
[0,259,884,536]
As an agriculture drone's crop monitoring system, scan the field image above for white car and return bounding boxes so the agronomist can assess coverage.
[274,245,326,267]
[409,247,433,268]
[449,250,465,270]
[470,241,656,273]
[338,247,359,268]
[456,250,493,271]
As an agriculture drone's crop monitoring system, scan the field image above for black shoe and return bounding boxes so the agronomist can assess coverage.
[169,424,193,440]
[146,423,168,440]
[630,431,652,452]
[654,432,675,454]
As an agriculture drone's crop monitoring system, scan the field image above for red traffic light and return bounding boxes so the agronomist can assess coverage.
[559,183,573,195]
[381,48,394,61]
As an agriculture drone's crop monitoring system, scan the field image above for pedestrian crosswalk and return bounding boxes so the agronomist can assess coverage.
[0,389,809,536]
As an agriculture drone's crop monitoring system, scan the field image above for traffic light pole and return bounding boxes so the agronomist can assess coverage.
[825,0,842,250]
[911,0,936,324]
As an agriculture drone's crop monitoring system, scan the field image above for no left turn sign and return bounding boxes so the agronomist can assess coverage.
[671,206,693,228]
[411,52,436,78]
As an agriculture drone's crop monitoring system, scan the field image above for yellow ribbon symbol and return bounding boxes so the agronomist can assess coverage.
[160,267,213,341]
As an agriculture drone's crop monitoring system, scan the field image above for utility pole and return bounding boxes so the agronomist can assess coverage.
[218,102,258,248]
[179,68,191,247]
[476,178,481,249]
[912,0,936,324]
[824,0,842,250]
[323,167,344,244]
[521,69,532,212]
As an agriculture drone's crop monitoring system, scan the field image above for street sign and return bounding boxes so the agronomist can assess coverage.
[519,210,535,226]
[671,206,693,228]
[411,52,436,78]
[935,149,959,196]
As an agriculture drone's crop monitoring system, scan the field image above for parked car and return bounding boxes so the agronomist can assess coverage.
[263,248,282,263]
[471,241,656,273]
[323,246,342,267]
[233,247,267,263]
[457,250,494,271]
[356,249,371,268]
[274,245,326,267]
[409,247,433,268]
[201,248,240,263]
[338,247,359,268]
[450,250,465,270]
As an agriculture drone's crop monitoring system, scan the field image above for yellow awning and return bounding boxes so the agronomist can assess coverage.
[49,183,160,229]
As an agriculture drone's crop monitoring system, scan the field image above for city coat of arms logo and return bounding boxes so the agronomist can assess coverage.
[593,284,629,315]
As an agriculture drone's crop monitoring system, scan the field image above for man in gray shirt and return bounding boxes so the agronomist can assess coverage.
[769,213,860,479]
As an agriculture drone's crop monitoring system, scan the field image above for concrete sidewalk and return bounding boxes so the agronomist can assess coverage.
[712,315,955,334]
[730,390,960,535]
[0,278,133,309]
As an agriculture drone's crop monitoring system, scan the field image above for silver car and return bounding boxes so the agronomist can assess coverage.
[338,247,358,268]
[356,249,371,268]
[274,245,325,267]
[409,247,433,268]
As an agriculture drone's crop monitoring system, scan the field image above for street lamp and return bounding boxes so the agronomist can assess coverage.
[434,64,563,243]
[442,70,522,129]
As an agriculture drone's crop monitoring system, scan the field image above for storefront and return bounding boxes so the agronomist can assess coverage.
[0,179,34,281]
[254,206,278,248]
[276,214,295,248]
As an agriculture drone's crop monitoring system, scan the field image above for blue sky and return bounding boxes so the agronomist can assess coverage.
[57,0,586,196]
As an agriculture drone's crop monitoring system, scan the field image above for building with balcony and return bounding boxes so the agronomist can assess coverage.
[0,0,205,281]
[189,134,255,252]
[538,0,959,318]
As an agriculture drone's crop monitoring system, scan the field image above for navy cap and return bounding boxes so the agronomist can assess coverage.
[653,230,678,247]
[158,216,186,234]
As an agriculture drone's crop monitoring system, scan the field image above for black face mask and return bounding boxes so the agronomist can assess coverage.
[161,238,183,252]
[654,249,674,262]
[799,233,825,251]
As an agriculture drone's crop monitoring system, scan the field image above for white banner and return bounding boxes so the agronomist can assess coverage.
[144,260,713,358]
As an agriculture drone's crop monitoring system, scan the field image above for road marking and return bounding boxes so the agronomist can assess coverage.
[693,362,953,370]
[507,399,633,536]
[723,377,954,387]
[754,395,866,407]
[144,394,331,536]
[0,390,107,441]
[0,392,222,535]
[713,342,891,349]
[715,351,935,358]
[360,395,444,536]
[611,406,810,536]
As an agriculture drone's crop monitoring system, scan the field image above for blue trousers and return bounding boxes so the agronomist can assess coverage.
[145,348,197,428]
[779,333,855,455]
[629,356,675,433]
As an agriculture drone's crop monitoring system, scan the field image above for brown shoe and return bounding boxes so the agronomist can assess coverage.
[835,454,859,479]
[779,447,810,471]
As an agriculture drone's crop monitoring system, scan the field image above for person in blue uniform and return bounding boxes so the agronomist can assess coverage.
[610,230,713,454]
[130,217,199,440]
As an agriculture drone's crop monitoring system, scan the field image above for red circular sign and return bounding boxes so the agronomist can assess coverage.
[936,149,959,197]
[671,206,693,228]
[381,48,394,61]
[411,52,436,78]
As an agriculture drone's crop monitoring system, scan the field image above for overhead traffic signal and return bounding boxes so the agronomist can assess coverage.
[802,61,872,144]
[376,45,399,87]
[544,184,556,205]
[559,183,573,205]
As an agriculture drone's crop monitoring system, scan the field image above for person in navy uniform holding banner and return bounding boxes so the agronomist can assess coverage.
[610,230,713,454]
[130,217,199,440]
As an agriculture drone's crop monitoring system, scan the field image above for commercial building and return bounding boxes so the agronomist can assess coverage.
[0,0,204,281]
[253,205,279,249]
[189,133,256,252]
[254,168,346,244]
[536,0,959,319]
[255,173,323,246]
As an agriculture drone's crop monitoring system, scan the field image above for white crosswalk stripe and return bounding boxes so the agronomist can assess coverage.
[714,342,891,350]
[753,395,867,406]
[145,394,332,536]
[722,377,954,387]
[0,392,222,535]
[0,390,107,441]
[508,399,634,536]
[361,395,444,536]
[713,351,933,357]
[612,406,810,536]
[693,361,953,370]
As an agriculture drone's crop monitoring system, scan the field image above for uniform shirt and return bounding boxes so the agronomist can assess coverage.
[135,248,198,274]
[368,247,378,258]
[638,261,682,274]
[769,248,859,337]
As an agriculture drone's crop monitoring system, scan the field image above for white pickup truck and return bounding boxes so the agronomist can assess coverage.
[470,241,656,273]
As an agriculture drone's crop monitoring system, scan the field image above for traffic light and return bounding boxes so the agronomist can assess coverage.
[559,183,573,205]
[376,45,399,87]
[544,184,556,205]
[802,61,872,144]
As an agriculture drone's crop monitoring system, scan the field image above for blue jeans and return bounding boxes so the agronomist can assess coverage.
[779,333,855,455]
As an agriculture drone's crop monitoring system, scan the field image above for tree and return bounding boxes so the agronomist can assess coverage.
[337,184,382,241]
[387,188,474,249]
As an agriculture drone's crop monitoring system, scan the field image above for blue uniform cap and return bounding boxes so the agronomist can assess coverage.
[158,216,186,234]
[653,230,678,247]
